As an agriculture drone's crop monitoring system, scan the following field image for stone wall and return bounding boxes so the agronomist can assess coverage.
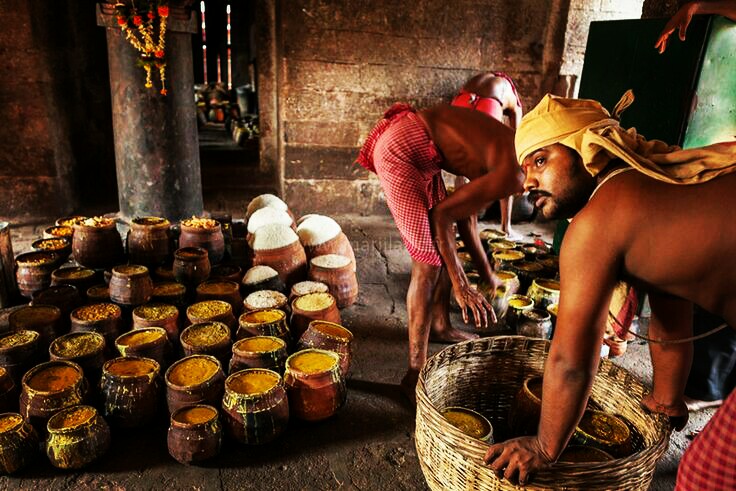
[0,1,116,224]
[268,0,559,216]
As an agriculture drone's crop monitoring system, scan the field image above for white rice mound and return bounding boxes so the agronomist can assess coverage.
[252,223,299,251]
[245,290,287,309]
[243,265,278,285]
[296,214,318,226]
[311,254,351,269]
[296,215,342,246]
[246,194,288,219]
[247,207,293,234]
[291,280,329,296]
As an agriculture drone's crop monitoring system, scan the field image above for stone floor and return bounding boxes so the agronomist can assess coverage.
[0,215,715,490]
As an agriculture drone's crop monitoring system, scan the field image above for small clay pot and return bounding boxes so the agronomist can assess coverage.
[151,282,187,308]
[99,357,161,428]
[168,405,222,464]
[492,250,525,272]
[252,240,307,287]
[55,216,87,228]
[165,355,226,414]
[196,280,242,316]
[230,336,288,374]
[115,327,171,368]
[495,270,520,297]
[222,369,289,444]
[32,237,71,262]
[50,267,99,298]
[44,225,74,240]
[302,232,356,271]
[241,266,286,297]
[516,308,553,340]
[210,264,243,283]
[509,261,544,293]
[31,284,83,333]
[70,303,123,350]
[8,305,60,355]
[0,413,39,474]
[526,278,560,311]
[236,309,291,345]
[19,360,87,434]
[45,405,111,469]
[297,320,353,377]
[72,219,124,270]
[86,284,110,303]
[127,216,171,268]
[49,332,106,388]
[308,254,358,308]
[187,300,236,332]
[283,349,346,422]
[571,410,633,458]
[0,330,41,387]
[290,292,341,340]
[243,290,289,313]
[508,375,543,436]
[179,218,225,265]
[180,322,232,368]
[154,264,176,282]
[288,280,329,304]
[442,407,494,442]
[109,265,154,307]
[15,251,61,299]
[132,303,180,344]
[505,294,535,331]
[173,247,211,287]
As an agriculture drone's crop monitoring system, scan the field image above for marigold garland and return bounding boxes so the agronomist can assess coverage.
[115,1,170,95]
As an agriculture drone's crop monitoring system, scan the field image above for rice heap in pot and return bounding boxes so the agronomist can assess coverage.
[291,281,329,296]
[296,215,342,246]
[311,254,351,269]
[247,207,293,234]
[245,290,287,309]
[246,194,288,219]
[242,265,279,285]
[252,223,298,251]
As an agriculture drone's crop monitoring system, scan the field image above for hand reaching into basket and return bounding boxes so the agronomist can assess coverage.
[453,282,496,329]
[484,436,553,486]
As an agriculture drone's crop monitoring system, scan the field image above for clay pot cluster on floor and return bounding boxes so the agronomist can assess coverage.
[0,199,360,471]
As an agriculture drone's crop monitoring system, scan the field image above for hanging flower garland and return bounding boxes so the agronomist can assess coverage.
[114,1,170,95]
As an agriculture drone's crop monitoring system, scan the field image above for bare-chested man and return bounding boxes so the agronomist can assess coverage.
[483,93,736,488]
[357,103,524,400]
[451,72,523,239]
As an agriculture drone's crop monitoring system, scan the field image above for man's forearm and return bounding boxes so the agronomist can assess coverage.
[431,210,467,290]
[457,216,494,284]
[693,0,736,21]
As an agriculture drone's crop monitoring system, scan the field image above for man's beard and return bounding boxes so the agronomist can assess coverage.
[528,180,595,220]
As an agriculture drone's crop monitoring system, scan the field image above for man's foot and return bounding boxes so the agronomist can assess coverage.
[430,326,479,343]
[400,371,419,406]
[503,228,525,241]
[684,396,723,412]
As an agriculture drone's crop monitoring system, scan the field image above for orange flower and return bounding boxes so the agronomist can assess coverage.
[160,88,168,96]
[132,15,143,26]
[148,11,155,20]
[117,16,127,26]
[155,50,165,59]
[157,5,169,18]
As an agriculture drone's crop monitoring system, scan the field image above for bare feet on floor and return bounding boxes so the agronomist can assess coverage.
[684,396,723,412]
[429,325,479,343]
[400,371,419,406]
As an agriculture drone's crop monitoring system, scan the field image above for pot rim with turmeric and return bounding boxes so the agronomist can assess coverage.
[166,354,222,388]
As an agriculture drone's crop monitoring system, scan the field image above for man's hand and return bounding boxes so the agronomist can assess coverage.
[655,2,698,53]
[484,436,553,486]
[641,393,689,431]
[453,283,495,328]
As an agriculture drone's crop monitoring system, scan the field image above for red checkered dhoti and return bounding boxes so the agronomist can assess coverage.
[356,104,446,266]
[676,388,736,490]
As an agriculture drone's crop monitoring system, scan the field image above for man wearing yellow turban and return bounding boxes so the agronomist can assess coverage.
[483,92,736,488]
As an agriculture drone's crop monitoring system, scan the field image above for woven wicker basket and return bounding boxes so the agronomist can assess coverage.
[415,336,670,490]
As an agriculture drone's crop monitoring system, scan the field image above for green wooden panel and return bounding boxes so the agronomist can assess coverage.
[579,17,711,146]
[683,16,736,148]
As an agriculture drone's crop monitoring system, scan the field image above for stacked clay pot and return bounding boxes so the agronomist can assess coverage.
[296,215,356,270]
[251,224,307,287]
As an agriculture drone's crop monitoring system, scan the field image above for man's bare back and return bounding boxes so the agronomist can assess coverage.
[418,105,517,179]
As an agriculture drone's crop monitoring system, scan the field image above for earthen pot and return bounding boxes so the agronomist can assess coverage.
[492,250,525,272]
[115,327,171,368]
[49,332,106,389]
[19,360,88,434]
[308,254,359,308]
[0,413,39,474]
[86,284,110,303]
[127,216,171,268]
[154,264,176,282]
[495,270,521,297]
[236,309,291,345]
[241,266,286,297]
[44,225,74,240]
[210,264,243,283]
[45,405,110,469]
[99,357,161,428]
[222,368,289,444]
[132,303,180,345]
[173,247,210,287]
[526,278,560,311]
[505,294,535,331]
[31,284,83,333]
[31,237,71,262]
[297,320,353,377]
[0,330,41,387]
[109,265,154,307]
[15,251,61,299]
[70,303,123,351]
[229,336,288,374]
[168,405,222,464]
[509,261,544,293]
[179,218,225,265]
[72,218,124,270]
[151,282,187,309]
[289,292,341,340]
[283,349,346,422]
[196,280,242,316]
[288,280,329,304]
[252,240,307,287]
[55,216,87,228]
[180,321,233,368]
[8,305,61,355]
[51,267,99,299]
[303,232,356,271]
[187,300,237,332]
[165,355,226,414]
[243,290,289,314]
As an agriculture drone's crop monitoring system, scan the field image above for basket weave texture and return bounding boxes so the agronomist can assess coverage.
[415,336,670,490]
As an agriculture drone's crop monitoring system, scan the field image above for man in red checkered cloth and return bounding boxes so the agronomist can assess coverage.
[357,103,523,401]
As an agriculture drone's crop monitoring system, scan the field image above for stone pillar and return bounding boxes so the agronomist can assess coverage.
[642,0,685,18]
[97,2,203,221]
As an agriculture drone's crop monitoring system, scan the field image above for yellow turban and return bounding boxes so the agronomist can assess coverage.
[515,91,736,184]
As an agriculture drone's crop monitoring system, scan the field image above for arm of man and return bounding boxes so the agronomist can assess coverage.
[431,167,523,327]
[484,207,619,485]
[641,292,692,429]
[656,0,736,53]
[456,213,497,289]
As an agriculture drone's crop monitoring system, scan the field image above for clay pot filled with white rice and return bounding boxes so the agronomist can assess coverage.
[296,215,356,270]
[246,194,291,220]
[241,265,286,297]
[251,224,307,287]
[246,207,295,245]
[308,254,358,308]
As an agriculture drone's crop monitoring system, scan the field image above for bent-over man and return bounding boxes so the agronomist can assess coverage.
[356,103,524,400]
[483,93,736,489]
